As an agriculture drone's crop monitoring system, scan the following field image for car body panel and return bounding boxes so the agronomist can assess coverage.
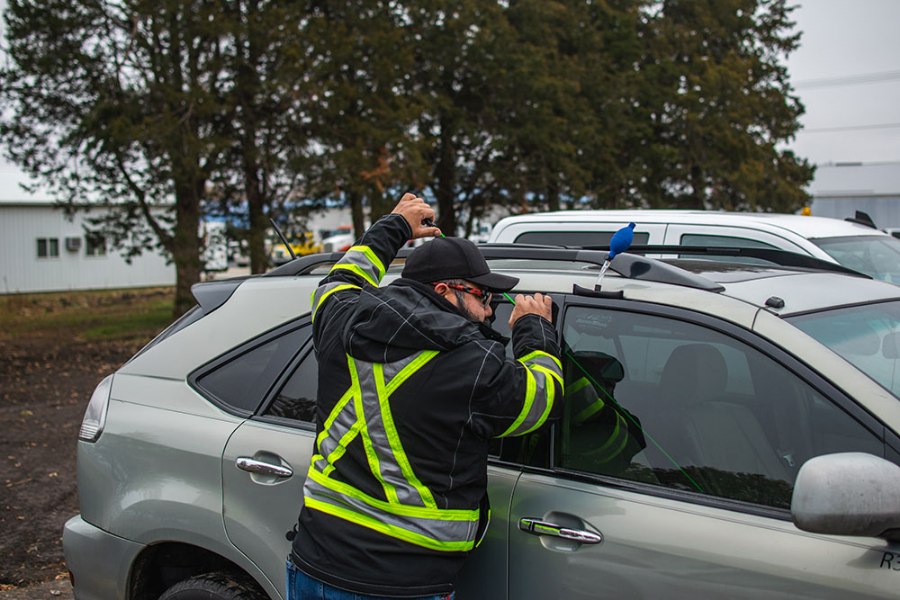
[222,419,315,600]
[63,515,145,600]
[507,472,897,599]
[119,278,313,380]
[453,467,519,599]
[78,389,240,539]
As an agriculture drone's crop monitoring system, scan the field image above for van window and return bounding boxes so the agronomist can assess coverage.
[679,234,777,249]
[515,231,650,247]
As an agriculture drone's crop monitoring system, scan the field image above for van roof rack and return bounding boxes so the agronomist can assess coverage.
[577,245,869,278]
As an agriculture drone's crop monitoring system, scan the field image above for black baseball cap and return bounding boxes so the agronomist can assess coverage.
[402,237,519,292]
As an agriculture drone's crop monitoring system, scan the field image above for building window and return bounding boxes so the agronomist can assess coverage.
[37,238,59,258]
[85,234,107,256]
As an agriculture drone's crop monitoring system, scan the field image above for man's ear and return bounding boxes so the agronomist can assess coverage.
[432,282,449,295]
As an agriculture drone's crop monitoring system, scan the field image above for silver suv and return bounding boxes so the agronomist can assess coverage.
[64,246,900,599]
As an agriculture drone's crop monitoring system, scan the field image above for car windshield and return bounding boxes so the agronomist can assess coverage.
[788,300,900,399]
[811,235,900,283]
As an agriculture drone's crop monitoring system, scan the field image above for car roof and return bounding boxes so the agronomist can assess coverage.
[487,260,900,317]
[493,210,888,240]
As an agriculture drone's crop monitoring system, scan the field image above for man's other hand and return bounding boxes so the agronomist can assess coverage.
[508,293,553,329]
[392,193,442,239]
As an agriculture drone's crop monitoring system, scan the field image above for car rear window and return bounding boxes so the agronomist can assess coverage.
[193,323,311,414]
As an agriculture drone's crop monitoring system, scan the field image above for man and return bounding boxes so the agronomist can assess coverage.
[288,193,563,599]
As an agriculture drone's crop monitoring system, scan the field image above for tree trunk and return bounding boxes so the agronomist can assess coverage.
[247,179,267,273]
[547,179,561,212]
[349,189,365,238]
[368,185,392,225]
[171,186,202,318]
[434,116,458,235]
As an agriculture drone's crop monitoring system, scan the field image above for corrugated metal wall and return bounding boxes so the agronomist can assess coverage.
[811,195,900,230]
[0,204,175,294]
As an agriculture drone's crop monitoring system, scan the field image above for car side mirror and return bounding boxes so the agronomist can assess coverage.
[791,452,900,541]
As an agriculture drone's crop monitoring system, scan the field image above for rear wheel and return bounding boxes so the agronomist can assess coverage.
[159,572,267,600]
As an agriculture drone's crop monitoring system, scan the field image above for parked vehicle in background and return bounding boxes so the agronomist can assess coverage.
[270,232,321,266]
[64,245,900,599]
[488,210,900,284]
[200,221,229,272]
[319,225,354,253]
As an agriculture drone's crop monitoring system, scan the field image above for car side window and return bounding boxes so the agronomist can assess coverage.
[556,306,884,510]
[193,324,311,414]
[515,231,650,247]
[262,349,319,423]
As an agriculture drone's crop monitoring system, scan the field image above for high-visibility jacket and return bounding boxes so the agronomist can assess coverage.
[291,214,563,597]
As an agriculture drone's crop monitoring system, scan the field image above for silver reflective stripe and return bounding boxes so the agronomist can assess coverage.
[311,282,361,322]
[313,390,358,472]
[354,357,430,507]
[329,245,384,287]
[523,353,563,377]
[303,472,479,550]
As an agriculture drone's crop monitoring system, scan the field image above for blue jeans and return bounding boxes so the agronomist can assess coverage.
[286,559,455,600]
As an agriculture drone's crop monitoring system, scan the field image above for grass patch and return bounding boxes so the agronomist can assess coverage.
[0,287,176,343]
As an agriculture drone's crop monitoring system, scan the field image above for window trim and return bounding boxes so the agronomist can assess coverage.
[188,316,312,417]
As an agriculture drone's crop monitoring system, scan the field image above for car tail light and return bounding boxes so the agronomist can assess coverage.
[78,375,112,442]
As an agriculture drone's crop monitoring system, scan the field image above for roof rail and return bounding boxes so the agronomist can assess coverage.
[264,245,724,291]
[578,245,870,278]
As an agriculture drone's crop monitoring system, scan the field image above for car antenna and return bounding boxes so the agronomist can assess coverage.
[269,217,297,261]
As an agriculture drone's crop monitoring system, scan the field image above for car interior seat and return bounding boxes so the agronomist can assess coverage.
[649,343,791,489]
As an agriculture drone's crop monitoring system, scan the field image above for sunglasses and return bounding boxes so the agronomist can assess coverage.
[440,283,493,307]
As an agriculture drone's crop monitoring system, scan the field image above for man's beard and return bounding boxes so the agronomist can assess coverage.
[453,291,484,323]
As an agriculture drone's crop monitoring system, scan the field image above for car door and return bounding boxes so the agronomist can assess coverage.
[209,326,319,599]
[504,299,898,599]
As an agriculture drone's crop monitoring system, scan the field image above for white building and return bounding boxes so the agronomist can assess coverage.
[809,161,900,229]
[0,201,174,294]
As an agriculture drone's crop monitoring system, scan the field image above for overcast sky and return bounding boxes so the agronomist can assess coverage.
[0,0,898,200]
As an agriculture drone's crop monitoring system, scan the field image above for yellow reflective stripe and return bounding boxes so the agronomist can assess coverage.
[304,497,474,553]
[592,413,625,456]
[308,467,478,521]
[316,386,355,451]
[566,377,592,397]
[587,415,630,464]
[348,245,385,279]
[331,263,377,287]
[499,366,537,437]
[374,363,437,509]
[311,284,361,323]
[384,350,439,396]
[575,398,605,424]
[518,365,557,436]
[322,419,363,477]
[519,350,562,371]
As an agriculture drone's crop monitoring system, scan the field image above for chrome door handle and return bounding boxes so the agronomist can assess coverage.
[236,457,293,478]
[519,517,603,544]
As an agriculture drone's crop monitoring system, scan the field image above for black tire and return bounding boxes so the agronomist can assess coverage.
[159,572,268,600]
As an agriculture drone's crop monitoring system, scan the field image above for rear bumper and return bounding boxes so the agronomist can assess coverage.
[63,515,145,600]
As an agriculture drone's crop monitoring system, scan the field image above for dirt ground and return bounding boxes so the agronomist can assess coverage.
[0,290,170,598]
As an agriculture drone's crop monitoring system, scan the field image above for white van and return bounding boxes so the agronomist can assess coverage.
[488,209,900,283]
